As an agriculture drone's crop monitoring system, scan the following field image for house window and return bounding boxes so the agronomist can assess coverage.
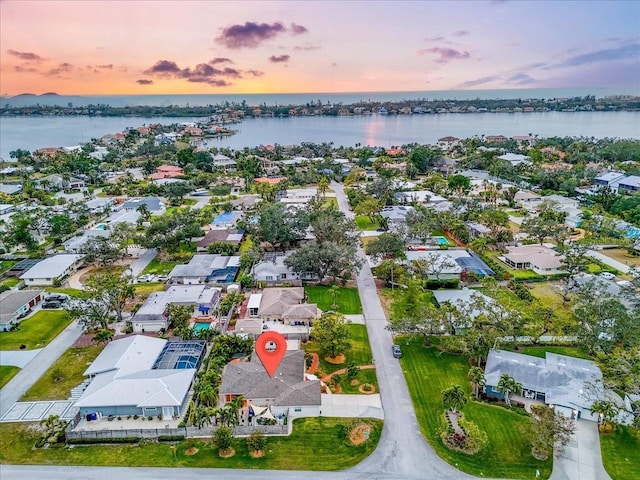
[294,407,302,412]
[266,275,274,281]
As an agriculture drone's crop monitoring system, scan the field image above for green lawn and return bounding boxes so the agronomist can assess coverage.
[355,215,380,231]
[0,310,72,350]
[305,286,363,314]
[519,345,592,360]
[142,244,195,275]
[399,336,551,479]
[0,366,21,389]
[134,282,166,296]
[0,277,20,288]
[0,417,382,470]
[601,426,640,480]
[21,345,103,401]
[47,287,92,299]
[303,324,377,393]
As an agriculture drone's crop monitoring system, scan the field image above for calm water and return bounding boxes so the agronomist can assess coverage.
[1,111,639,160]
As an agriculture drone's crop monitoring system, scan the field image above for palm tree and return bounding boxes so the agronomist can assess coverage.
[441,385,468,413]
[496,373,522,406]
[317,176,329,197]
[467,367,486,397]
[136,203,151,222]
[92,329,114,345]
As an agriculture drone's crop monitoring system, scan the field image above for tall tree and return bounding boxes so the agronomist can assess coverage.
[311,312,352,359]
[365,232,406,262]
[527,404,575,460]
[468,367,486,398]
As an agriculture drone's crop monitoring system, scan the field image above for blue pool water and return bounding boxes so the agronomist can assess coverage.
[94,223,108,230]
[194,322,211,331]
[213,212,234,223]
[433,236,449,245]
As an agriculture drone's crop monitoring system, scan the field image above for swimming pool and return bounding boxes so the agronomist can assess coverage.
[194,322,211,331]
[94,223,108,230]
[433,236,449,245]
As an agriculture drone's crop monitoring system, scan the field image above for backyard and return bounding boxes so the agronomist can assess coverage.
[0,417,382,470]
[399,336,552,479]
[21,345,103,401]
[355,215,380,231]
[0,365,20,389]
[305,286,363,314]
[0,310,71,350]
[142,243,195,275]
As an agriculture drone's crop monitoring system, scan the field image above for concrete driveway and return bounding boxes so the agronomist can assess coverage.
[0,349,42,368]
[321,394,383,419]
[550,420,612,480]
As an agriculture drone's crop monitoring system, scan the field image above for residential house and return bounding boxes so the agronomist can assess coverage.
[85,197,115,214]
[196,229,244,252]
[0,183,22,195]
[618,176,640,194]
[432,288,496,334]
[212,154,236,170]
[39,174,85,191]
[434,157,458,175]
[168,254,240,284]
[514,190,542,205]
[104,209,141,226]
[497,153,532,167]
[394,190,447,205]
[218,349,321,418]
[19,254,84,286]
[593,171,626,192]
[0,289,45,331]
[251,251,318,285]
[277,188,318,206]
[0,204,14,215]
[121,196,165,215]
[63,229,111,253]
[465,221,492,239]
[484,349,604,421]
[148,165,184,180]
[131,285,221,333]
[74,336,205,419]
[501,245,564,274]
[436,136,460,150]
[405,248,494,278]
[254,287,321,324]
[4,258,43,278]
[211,211,244,229]
[380,206,414,231]
[230,195,261,211]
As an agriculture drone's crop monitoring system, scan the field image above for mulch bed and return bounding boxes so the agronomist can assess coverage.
[306,353,319,374]
[349,424,371,445]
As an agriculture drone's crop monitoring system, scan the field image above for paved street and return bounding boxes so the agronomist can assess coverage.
[585,250,631,274]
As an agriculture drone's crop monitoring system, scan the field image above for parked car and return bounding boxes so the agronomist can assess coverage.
[392,344,402,358]
[42,301,62,309]
[599,272,615,280]
[44,294,68,303]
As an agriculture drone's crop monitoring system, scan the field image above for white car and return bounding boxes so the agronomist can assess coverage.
[599,272,615,280]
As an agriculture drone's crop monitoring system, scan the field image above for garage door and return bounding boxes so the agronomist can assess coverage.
[554,405,576,419]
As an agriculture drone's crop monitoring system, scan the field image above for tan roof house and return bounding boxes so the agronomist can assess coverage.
[501,245,564,274]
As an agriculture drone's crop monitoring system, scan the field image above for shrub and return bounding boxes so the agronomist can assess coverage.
[346,361,360,379]
[213,426,234,451]
[246,430,267,452]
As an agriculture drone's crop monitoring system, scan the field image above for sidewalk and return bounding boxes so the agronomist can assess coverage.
[586,250,631,274]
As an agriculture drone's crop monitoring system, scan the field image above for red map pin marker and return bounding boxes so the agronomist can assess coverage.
[255,331,287,377]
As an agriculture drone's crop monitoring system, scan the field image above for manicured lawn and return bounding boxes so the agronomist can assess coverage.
[142,244,195,275]
[355,215,380,231]
[518,345,591,360]
[528,282,576,328]
[601,426,640,480]
[0,417,382,470]
[134,282,166,296]
[0,366,21,389]
[47,287,92,299]
[304,324,377,393]
[21,345,103,401]
[599,248,640,267]
[305,286,363,314]
[399,336,551,479]
[0,310,71,350]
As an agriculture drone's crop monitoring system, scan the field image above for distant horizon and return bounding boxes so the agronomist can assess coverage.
[4,85,639,100]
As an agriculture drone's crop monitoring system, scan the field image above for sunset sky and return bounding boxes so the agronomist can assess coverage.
[1,0,639,96]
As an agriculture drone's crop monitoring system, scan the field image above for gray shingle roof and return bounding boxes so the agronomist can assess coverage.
[219,350,320,406]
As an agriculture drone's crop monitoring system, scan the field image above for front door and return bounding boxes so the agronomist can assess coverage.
[162,407,174,418]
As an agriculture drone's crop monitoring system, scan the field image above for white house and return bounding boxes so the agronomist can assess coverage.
[501,245,564,274]
[593,171,626,192]
[19,254,84,286]
[497,153,531,166]
[0,290,45,331]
